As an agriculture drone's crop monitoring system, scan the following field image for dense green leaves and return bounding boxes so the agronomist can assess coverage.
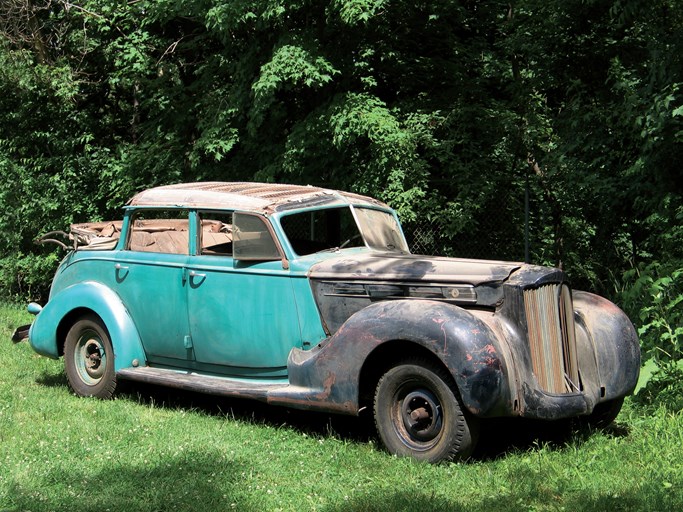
[0,0,681,397]
[622,262,683,410]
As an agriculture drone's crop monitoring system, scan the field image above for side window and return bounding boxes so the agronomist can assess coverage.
[127,210,190,254]
[233,213,281,261]
[198,212,233,256]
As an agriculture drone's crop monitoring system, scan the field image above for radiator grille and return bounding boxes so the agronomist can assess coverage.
[523,284,580,394]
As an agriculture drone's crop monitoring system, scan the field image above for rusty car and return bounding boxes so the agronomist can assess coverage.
[13,182,640,462]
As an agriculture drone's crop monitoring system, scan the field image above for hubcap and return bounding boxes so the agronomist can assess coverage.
[74,329,106,385]
[400,389,443,443]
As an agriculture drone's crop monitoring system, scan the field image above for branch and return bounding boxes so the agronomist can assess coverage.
[61,1,104,19]
[157,38,185,66]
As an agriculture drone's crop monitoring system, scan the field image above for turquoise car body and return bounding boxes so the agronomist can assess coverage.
[29,208,359,378]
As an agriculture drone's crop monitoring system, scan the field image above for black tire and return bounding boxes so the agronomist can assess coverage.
[64,315,117,399]
[373,360,478,463]
[584,397,624,429]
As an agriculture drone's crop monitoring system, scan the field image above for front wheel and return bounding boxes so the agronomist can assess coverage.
[64,315,117,399]
[373,360,478,463]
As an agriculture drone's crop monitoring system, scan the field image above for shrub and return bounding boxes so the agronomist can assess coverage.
[621,262,683,410]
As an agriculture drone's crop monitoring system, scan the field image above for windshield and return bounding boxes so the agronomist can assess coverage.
[353,207,409,253]
[280,206,409,256]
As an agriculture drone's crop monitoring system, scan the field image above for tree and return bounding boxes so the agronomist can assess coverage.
[1,0,681,307]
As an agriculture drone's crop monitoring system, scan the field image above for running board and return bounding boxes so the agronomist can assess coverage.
[117,367,288,402]
[117,366,356,415]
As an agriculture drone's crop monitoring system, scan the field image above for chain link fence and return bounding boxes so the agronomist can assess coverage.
[402,193,529,262]
[404,217,526,261]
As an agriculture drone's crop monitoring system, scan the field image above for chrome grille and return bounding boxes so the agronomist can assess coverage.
[523,284,579,394]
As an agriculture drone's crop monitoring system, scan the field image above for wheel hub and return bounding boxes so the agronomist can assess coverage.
[75,331,106,384]
[85,343,102,373]
[401,390,442,442]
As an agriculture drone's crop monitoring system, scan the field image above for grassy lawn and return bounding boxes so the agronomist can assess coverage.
[1,302,682,512]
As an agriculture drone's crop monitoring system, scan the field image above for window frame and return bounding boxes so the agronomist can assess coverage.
[232,212,288,267]
[124,208,191,255]
[196,210,234,257]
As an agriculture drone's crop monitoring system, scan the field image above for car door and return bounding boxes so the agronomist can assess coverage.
[185,211,303,376]
[113,209,193,364]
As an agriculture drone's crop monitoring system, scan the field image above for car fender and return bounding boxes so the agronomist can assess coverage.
[280,299,511,416]
[29,281,146,371]
[572,290,640,401]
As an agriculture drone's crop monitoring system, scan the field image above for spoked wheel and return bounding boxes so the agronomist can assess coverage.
[64,315,117,399]
[374,360,478,463]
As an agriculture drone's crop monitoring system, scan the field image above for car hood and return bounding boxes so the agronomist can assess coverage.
[308,252,521,285]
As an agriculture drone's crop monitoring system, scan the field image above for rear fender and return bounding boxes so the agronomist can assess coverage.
[29,281,146,371]
[281,299,511,416]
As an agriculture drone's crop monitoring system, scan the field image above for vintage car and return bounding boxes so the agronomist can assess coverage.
[14,182,640,462]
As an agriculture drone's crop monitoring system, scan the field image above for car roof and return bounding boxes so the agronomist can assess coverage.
[126,182,388,214]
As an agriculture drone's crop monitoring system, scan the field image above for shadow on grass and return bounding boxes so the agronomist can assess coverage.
[117,381,628,461]
[321,480,683,512]
[473,416,630,461]
[35,371,628,462]
[34,370,69,389]
[5,452,257,512]
[117,380,376,444]
[7,443,677,512]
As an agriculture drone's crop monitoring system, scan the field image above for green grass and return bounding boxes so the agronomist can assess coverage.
[2,302,682,511]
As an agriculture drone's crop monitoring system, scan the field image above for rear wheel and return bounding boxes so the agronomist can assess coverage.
[64,315,117,399]
[373,360,478,463]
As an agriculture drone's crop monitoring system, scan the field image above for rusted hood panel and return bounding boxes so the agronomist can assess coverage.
[308,253,521,285]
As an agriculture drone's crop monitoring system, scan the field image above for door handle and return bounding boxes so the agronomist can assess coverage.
[114,263,129,283]
[183,268,206,286]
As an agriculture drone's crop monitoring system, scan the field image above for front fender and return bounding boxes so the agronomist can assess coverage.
[29,281,146,371]
[573,290,640,401]
[281,299,511,416]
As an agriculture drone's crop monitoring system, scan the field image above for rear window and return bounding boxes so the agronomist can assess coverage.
[126,210,190,254]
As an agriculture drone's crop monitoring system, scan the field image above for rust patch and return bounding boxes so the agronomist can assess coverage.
[315,373,336,401]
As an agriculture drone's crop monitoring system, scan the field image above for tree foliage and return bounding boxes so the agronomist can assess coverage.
[1,0,682,401]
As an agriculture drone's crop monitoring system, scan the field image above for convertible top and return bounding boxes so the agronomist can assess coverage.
[126,182,387,214]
